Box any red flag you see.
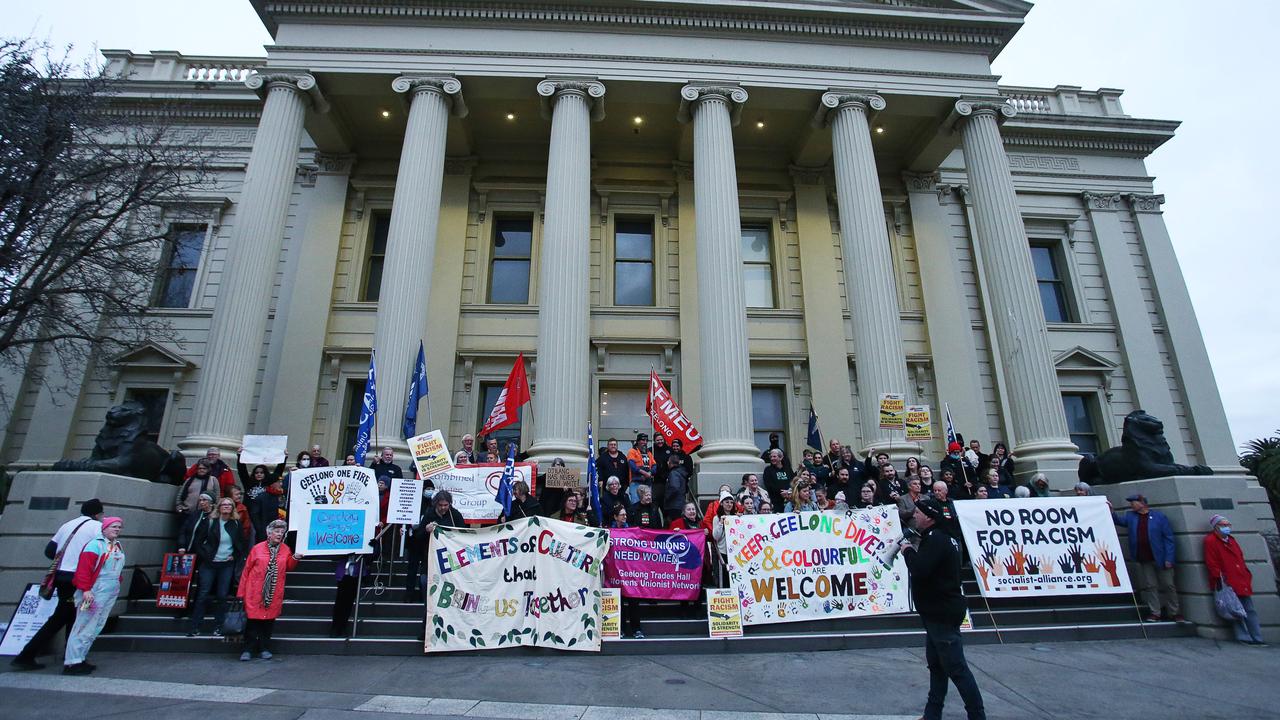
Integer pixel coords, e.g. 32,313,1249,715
647,371,703,454
480,353,531,436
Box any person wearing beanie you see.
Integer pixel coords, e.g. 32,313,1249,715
10,499,105,671
63,517,126,674
898,497,986,720
939,442,970,497
1203,515,1266,645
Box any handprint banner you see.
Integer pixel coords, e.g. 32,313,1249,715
288,465,378,557
725,508,910,626
953,497,1132,597
425,516,607,653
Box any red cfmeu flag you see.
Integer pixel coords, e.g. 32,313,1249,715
480,353,531,436
647,371,703,454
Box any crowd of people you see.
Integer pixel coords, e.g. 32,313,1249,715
9,429,1265,676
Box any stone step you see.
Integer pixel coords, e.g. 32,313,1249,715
93,619,1193,657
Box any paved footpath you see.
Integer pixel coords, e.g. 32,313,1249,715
1,637,1276,719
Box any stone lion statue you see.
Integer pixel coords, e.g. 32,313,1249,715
53,401,186,483
1078,409,1213,485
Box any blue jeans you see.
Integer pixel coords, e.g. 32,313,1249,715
190,560,234,633
922,618,986,720
1234,595,1265,644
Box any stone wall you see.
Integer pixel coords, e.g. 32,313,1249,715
0,472,179,620
1096,475,1279,640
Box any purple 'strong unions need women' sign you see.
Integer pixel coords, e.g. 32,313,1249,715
603,527,706,600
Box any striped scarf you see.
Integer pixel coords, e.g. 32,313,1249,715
262,542,281,607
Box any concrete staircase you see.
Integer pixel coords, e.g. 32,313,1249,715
96,556,1194,656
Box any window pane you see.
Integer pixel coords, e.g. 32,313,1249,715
364,257,385,302
740,227,772,262
494,217,532,258
371,215,391,255
1071,433,1100,456
489,260,531,303
481,384,522,454
615,260,654,306
1062,395,1092,433
171,229,204,268
599,386,648,451
1030,245,1058,281
752,387,785,454
615,220,653,260
743,265,775,308
342,379,366,458
1038,281,1068,323
157,271,195,308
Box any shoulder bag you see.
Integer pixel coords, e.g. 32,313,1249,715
39,518,91,600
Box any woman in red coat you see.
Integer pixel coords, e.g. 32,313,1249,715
236,519,298,660
1203,514,1265,646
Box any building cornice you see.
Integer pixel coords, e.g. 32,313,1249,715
251,1,1022,58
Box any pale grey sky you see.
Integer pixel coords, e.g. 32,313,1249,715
9,0,1278,453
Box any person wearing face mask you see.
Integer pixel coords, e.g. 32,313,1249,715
239,454,287,542
1203,514,1265,645
403,482,437,598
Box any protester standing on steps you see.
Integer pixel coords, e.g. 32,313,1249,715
898,498,986,720
10,499,105,671
63,516,126,675
238,519,298,661
188,497,249,637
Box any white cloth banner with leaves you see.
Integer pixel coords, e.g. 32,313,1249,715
424,516,607,653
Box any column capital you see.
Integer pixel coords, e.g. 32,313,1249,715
813,90,885,127
392,75,468,117
901,171,940,194
296,152,356,186
672,161,694,183
789,165,829,186
1082,191,1124,212
537,77,606,121
948,97,1016,131
677,83,748,126
1125,193,1166,213
245,69,328,112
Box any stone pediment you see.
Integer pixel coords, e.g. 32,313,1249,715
110,343,195,372
1053,346,1118,374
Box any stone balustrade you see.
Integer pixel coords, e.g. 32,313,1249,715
999,84,1128,118
101,49,264,84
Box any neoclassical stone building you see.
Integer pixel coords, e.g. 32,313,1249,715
0,0,1238,493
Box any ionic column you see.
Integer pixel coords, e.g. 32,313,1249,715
819,92,921,457
370,76,466,450
181,71,322,454
952,99,1077,480
677,84,762,486
527,79,605,465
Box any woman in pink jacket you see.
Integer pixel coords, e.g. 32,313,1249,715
236,519,298,661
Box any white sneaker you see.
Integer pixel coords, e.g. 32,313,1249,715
239,651,251,661
259,650,273,660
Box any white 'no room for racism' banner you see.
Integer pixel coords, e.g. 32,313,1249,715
952,497,1132,598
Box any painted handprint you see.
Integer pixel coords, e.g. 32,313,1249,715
1096,543,1121,587
975,558,991,591
1025,555,1041,575
1009,544,1028,573
1067,544,1085,574
1057,553,1074,574
1082,555,1101,574
1003,555,1024,576
979,541,999,569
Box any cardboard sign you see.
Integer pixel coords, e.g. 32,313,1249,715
878,393,905,430
0,584,57,655
904,405,932,441
388,477,424,526
410,430,454,480
240,434,288,465
544,467,582,489
425,516,607,653
156,553,196,610
706,588,744,638
953,497,1133,597
600,588,622,640
288,465,379,556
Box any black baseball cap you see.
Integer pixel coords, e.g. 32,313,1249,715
915,497,946,523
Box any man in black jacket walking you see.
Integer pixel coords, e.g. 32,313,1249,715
899,498,985,720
